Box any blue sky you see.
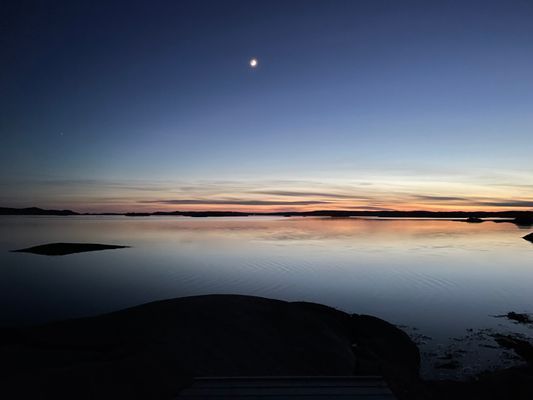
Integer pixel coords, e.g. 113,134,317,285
1,0,532,212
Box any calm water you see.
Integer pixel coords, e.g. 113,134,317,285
1,216,532,377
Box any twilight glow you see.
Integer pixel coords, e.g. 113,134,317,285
1,1,532,213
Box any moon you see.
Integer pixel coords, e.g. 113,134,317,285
249,58,258,68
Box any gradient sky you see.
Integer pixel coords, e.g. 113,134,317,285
1,0,533,212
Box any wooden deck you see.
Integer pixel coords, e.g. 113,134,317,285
176,376,397,399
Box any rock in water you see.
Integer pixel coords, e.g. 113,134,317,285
514,216,533,227
506,312,532,324
12,242,130,255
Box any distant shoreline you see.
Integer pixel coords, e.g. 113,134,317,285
1,206,532,222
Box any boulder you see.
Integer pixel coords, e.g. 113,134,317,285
0,295,419,399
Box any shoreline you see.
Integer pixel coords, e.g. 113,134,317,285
1,206,532,222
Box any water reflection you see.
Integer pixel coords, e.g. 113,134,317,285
1,216,531,344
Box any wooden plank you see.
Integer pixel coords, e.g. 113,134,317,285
176,376,396,399
193,379,387,388
195,376,384,381
178,396,394,399
179,387,392,396
190,377,387,386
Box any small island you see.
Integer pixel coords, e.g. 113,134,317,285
514,216,533,227
12,242,130,256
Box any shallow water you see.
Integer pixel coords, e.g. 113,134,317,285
1,216,532,377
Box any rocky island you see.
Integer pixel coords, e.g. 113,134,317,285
12,243,130,256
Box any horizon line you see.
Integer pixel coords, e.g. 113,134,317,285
1,206,533,216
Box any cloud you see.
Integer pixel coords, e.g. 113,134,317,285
475,200,533,208
344,206,395,211
250,190,365,199
5,178,173,192
411,195,533,208
412,195,470,202
488,183,533,189
140,199,330,206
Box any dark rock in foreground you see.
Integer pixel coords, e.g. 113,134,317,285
493,334,533,365
0,295,419,399
1,294,533,399
524,233,533,243
12,242,130,256
505,312,533,324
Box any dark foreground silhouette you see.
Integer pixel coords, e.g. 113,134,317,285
524,233,533,243
0,295,419,399
0,295,532,399
12,243,130,256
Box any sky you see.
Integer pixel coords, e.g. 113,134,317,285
1,0,533,212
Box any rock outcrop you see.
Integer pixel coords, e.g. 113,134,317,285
0,295,419,399
12,242,130,256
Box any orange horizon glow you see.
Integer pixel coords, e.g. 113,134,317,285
17,199,533,215
4,175,533,214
